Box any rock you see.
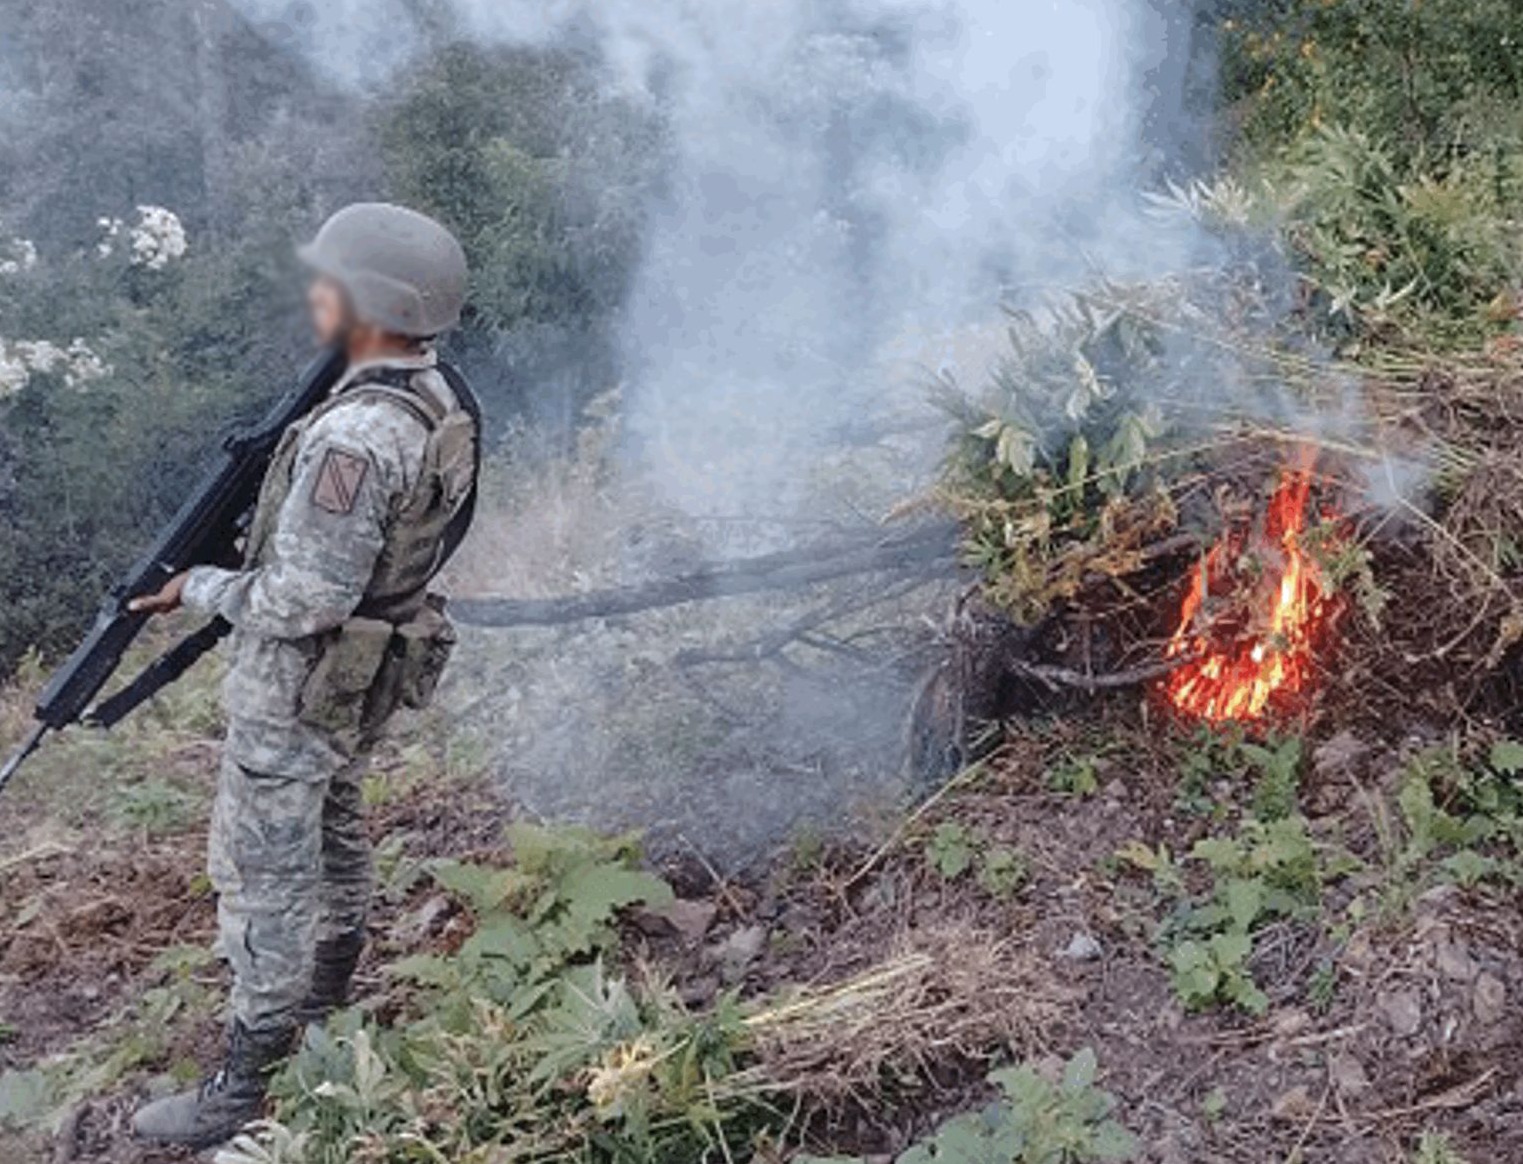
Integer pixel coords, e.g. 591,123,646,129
1474,973,1507,1026
1313,731,1368,779
1059,932,1103,962
397,894,454,945
1378,989,1424,1037
1271,1008,1312,1040
1417,883,1459,911
1272,1086,1316,1121
1435,939,1478,983
1327,1052,1371,1096
712,924,767,983
1342,931,1374,972
634,899,718,944
679,974,720,1009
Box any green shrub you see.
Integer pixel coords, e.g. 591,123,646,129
803,1049,1137,1164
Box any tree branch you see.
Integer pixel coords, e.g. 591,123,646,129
1008,653,1198,692
450,523,960,628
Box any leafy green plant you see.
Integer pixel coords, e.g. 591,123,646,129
926,822,976,880
1049,754,1101,798
804,1049,1135,1164
233,824,784,1163
109,777,199,837
1162,816,1331,1014
978,846,1031,899
936,294,1191,625
1307,959,1339,1014
1412,1131,1472,1164
1244,737,1304,823
926,822,1030,898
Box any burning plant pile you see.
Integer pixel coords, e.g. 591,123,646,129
924,272,1523,757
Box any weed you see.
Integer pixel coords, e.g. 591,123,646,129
1049,754,1101,798
927,823,1030,899
109,778,199,837
1201,1086,1228,1124
1412,1131,1472,1164
1244,737,1304,823
977,846,1030,898
1307,959,1339,1014
1161,816,1330,1015
803,1048,1136,1164
926,822,976,879
230,824,783,1162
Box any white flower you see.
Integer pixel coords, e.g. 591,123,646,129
128,205,187,270
97,216,124,258
0,336,112,399
63,338,110,387
13,340,65,374
0,344,27,399
0,238,37,275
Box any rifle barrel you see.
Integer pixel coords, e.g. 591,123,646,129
0,723,50,793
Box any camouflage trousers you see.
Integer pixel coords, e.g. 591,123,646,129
207,739,372,1032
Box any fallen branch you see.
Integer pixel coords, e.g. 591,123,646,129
674,575,937,668
451,523,959,628
1007,653,1197,692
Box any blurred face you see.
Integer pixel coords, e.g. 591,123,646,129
307,276,353,346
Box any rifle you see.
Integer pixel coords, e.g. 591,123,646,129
0,346,348,793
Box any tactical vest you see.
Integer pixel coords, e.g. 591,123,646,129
245,362,480,623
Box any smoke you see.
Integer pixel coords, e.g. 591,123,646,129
225,0,1218,859
232,0,1204,519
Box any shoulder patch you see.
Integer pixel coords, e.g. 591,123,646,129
311,447,370,515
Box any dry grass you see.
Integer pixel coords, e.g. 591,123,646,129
743,919,1067,1102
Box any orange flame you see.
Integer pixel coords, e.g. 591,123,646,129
1165,467,1338,722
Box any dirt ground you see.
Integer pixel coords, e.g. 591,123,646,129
3,708,1521,1163
0,758,512,1164
636,714,1523,1163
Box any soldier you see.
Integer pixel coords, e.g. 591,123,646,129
126,203,480,1149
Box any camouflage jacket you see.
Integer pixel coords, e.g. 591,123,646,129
183,350,467,777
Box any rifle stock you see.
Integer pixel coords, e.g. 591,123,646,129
0,346,348,789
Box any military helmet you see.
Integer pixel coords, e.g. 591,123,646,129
299,203,468,337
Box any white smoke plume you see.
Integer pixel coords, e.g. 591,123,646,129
228,0,1215,857
231,0,1202,517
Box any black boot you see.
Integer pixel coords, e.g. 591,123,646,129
295,930,365,1025
132,1020,295,1149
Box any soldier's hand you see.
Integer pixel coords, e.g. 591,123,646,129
129,572,190,616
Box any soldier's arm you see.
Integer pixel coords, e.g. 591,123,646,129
181,405,412,638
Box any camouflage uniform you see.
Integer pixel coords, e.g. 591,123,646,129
183,351,468,1033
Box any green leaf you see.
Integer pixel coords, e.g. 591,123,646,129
1168,940,1210,971
384,953,454,986
462,915,538,965
0,1067,56,1128
1441,849,1499,888
1208,929,1252,966
1066,433,1090,494
430,860,520,915
1062,1047,1098,1092
926,823,975,880
1491,739,1523,776
558,863,673,952
1092,1119,1141,1161
1223,878,1265,930
1190,836,1242,871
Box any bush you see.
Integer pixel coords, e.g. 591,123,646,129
1215,1,1523,347
1221,0,1523,159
